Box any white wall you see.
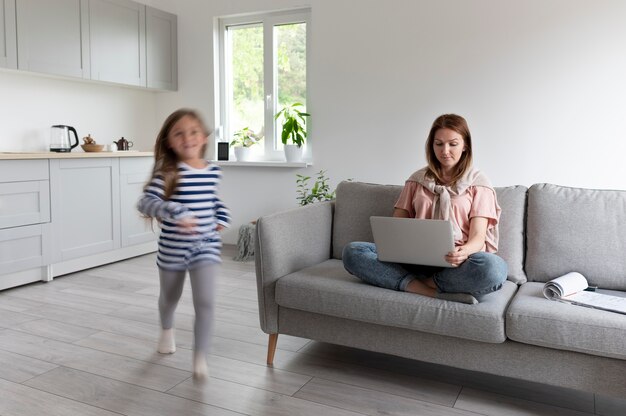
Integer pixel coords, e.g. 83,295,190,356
154,0,626,243
0,71,159,152
2,0,625,244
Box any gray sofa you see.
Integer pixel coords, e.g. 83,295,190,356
254,181,626,398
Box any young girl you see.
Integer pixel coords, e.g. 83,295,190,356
137,108,230,380
343,114,507,304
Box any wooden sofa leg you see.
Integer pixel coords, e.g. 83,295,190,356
267,334,278,366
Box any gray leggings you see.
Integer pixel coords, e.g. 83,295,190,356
158,264,217,353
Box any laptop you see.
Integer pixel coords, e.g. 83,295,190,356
370,216,455,267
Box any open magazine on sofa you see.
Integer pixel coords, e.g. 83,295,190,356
543,272,626,315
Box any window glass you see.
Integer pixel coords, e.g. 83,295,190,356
227,24,264,147
275,22,307,150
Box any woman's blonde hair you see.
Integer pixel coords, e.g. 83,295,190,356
146,108,211,199
425,114,473,185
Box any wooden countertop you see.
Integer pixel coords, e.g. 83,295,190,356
0,151,154,160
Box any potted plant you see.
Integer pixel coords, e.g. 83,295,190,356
296,170,336,206
230,127,261,161
275,103,310,163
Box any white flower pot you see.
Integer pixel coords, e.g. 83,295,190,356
284,144,303,163
234,146,251,162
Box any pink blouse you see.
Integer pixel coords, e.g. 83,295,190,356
394,182,500,252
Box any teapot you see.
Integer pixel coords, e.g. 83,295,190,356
113,137,134,151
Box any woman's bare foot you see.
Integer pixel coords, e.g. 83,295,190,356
406,278,477,304
405,279,437,297
436,292,478,304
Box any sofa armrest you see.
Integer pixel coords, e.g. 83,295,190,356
255,201,334,333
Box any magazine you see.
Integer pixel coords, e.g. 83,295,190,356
543,272,626,315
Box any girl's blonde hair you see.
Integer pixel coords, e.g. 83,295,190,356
147,108,212,199
425,114,473,185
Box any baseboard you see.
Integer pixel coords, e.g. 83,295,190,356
50,241,157,277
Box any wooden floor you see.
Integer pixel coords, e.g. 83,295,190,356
0,246,623,416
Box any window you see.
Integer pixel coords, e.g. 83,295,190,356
217,9,309,161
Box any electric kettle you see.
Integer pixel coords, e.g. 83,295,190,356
50,125,79,152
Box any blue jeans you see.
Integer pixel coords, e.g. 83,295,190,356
342,242,507,296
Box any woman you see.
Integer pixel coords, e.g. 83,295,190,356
342,114,507,304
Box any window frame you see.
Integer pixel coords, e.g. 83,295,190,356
216,8,311,162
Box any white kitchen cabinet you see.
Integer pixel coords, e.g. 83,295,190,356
3,0,177,90
0,181,50,229
0,159,51,289
16,0,90,78
0,155,156,290
146,6,176,91
119,157,156,246
50,157,121,262
0,159,50,229
89,0,145,86
0,0,17,69
0,223,50,276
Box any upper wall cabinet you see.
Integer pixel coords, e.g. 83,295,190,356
16,0,90,78
89,0,145,87
5,0,177,89
0,0,17,69
146,6,176,90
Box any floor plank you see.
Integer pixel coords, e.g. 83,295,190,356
168,375,367,416
25,366,242,416
455,388,594,416
294,377,474,416
0,377,120,416
0,348,58,383
0,329,191,392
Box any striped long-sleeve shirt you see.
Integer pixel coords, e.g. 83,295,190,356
137,161,231,270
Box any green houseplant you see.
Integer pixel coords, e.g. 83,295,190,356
230,127,261,161
275,103,310,162
230,127,261,148
296,170,336,206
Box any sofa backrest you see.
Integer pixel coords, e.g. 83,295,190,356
333,181,401,259
526,183,626,290
494,185,528,284
332,180,528,284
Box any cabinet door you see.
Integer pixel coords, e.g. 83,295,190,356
50,158,120,262
0,0,16,69
0,180,50,229
0,223,50,275
119,157,157,247
89,0,145,86
16,0,89,78
146,6,176,90
0,159,50,229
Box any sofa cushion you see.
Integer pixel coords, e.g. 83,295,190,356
332,181,401,259
526,183,626,290
332,180,527,284
494,186,528,284
275,259,519,343
506,283,626,360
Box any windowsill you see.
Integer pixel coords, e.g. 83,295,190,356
211,160,312,168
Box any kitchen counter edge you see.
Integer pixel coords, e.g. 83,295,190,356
0,151,154,160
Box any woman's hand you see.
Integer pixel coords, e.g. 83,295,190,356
445,246,469,267
216,224,224,232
